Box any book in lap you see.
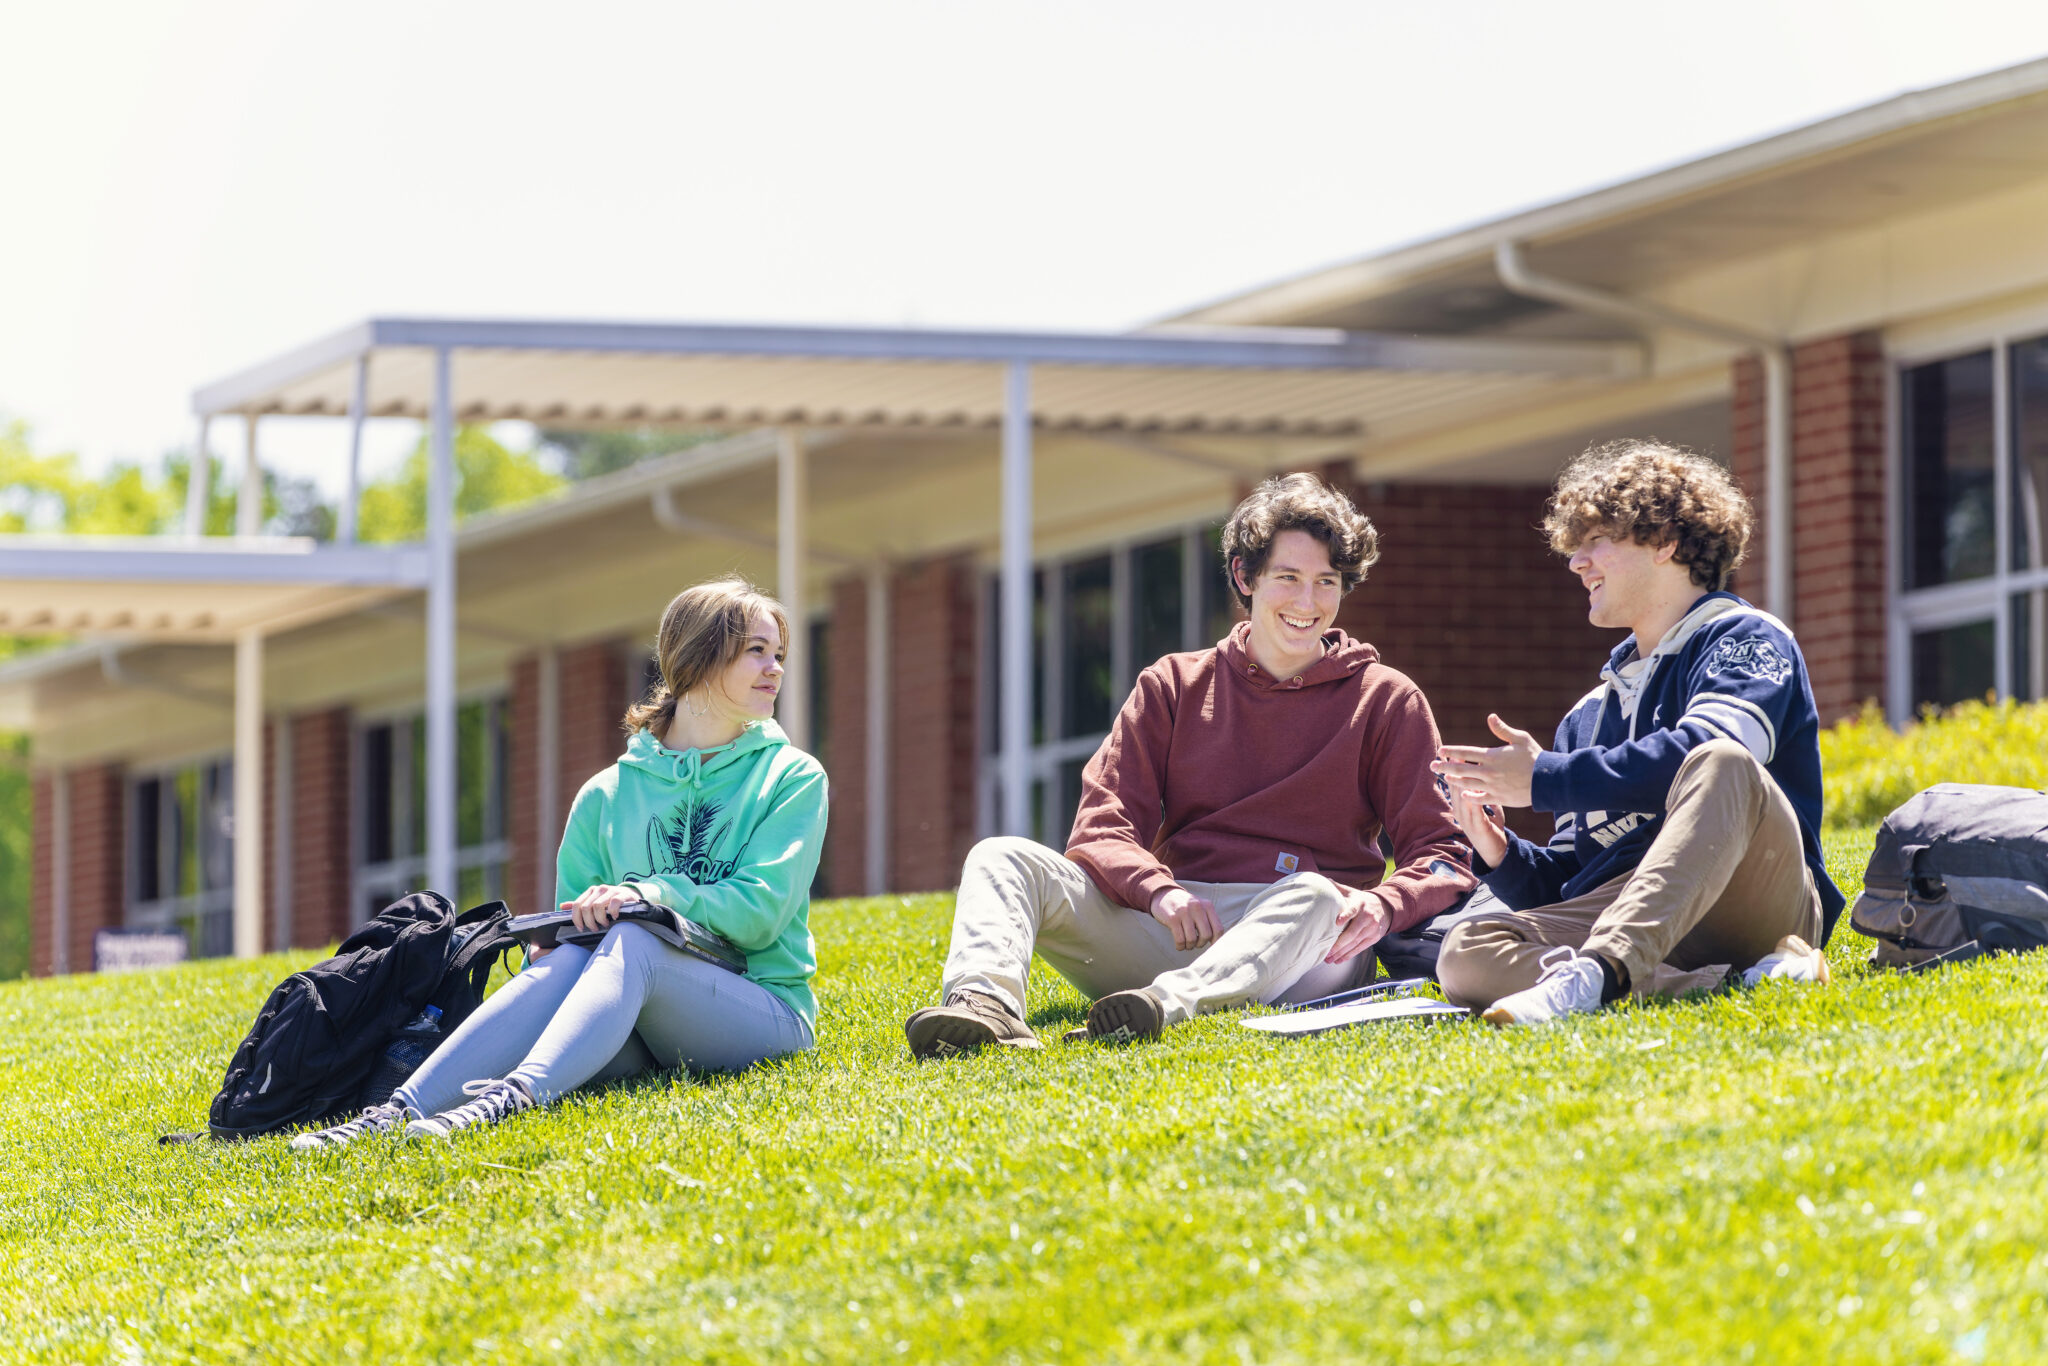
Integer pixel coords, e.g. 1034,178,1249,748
506,902,748,975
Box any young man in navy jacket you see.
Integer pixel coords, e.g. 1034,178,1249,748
1432,440,1842,1025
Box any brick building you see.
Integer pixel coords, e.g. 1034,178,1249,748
9,58,2048,972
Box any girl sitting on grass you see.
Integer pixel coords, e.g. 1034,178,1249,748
294,574,827,1148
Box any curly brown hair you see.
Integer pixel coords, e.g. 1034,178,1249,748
1543,439,1752,590
1220,472,1380,608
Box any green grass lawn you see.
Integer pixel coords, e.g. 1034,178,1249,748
3,825,2045,1364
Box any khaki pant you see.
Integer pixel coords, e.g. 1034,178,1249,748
942,836,1356,1026
1437,739,1822,1010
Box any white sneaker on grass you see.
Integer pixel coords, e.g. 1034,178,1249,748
406,1077,535,1140
289,1101,411,1151
1740,935,1831,988
1481,947,1607,1026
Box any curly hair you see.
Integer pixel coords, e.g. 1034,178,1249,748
1543,439,1752,591
1220,472,1380,608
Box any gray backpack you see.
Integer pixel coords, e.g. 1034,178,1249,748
1850,783,2048,970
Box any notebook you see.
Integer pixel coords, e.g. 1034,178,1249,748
506,901,748,975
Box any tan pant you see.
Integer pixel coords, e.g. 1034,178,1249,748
942,836,1353,1026
1437,739,1822,1010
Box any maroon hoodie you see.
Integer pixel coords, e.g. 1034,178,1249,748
1066,622,1475,936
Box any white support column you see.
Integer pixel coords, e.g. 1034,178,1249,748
999,361,1033,837
776,427,811,752
865,561,891,895
185,416,212,537
340,354,369,545
233,628,265,958
425,348,458,895
1181,525,1205,650
536,644,561,912
51,770,71,974
238,414,263,537
1760,348,1795,629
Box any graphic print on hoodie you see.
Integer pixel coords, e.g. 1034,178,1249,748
636,800,741,888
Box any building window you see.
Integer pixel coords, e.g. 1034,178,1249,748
356,697,510,923
980,523,1239,843
1893,331,2048,716
128,758,235,958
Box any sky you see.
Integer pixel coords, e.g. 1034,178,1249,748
3,0,2047,501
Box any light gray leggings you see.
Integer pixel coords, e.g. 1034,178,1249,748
394,921,813,1116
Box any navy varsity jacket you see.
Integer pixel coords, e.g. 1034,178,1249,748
1484,591,1846,940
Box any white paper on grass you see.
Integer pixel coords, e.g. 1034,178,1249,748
1242,997,1468,1036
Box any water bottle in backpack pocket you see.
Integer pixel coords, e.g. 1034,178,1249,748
357,1004,444,1108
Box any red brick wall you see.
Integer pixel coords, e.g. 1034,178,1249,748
289,708,353,947
1731,356,1769,604
1337,481,1614,841
66,764,124,974
507,653,541,914
887,555,979,892
1733,332,1888,723
822,575,872,896
559,638,630,827
30,774,52,976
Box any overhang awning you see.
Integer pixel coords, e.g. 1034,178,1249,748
0,537,429,640
191,318,1643,439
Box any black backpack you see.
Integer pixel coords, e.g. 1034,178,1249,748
1374,888,1488,980
203,892,517,1141
1850,783,2048,971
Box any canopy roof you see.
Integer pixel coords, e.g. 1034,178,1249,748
0,538,427,641
191,319,1641,439
1172,57,2048,333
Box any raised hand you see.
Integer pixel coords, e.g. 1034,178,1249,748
1450,787,1509,870
1432,713,1543,809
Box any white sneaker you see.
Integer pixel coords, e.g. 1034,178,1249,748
1740,935,1831,988
406,1077,535,1140
1481,947,1608,1026
289,1101,411,1151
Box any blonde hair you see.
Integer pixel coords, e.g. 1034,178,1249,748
623,574,791,736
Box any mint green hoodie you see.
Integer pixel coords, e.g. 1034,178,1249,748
554,720,828,1029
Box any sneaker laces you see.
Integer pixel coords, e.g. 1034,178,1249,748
439,1077,533,1130
1533,945,1582,980
296,1101,407,1148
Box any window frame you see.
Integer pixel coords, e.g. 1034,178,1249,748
977,520,1234,843
351,689,514,926
124,751,236,957
1889,318,2048,719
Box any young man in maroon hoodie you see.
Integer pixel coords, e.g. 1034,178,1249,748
905,473,1476,1056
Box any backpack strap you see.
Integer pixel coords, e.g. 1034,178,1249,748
446,902,521,997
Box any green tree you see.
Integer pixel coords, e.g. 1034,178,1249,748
357,425,565,542
535,425,719,482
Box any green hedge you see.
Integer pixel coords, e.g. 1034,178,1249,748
1820,698,2048,830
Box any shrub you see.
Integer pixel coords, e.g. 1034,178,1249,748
1819,698,2048,829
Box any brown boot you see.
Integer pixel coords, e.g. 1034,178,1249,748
1076,987,1166,1044
905,991,1043,1059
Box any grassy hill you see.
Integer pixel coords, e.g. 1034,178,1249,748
2,822,2045,1364
4,703,2047,1363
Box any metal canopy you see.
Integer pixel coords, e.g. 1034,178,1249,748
1173,56,2048,333
191,318,1643,435
0,538,429,639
